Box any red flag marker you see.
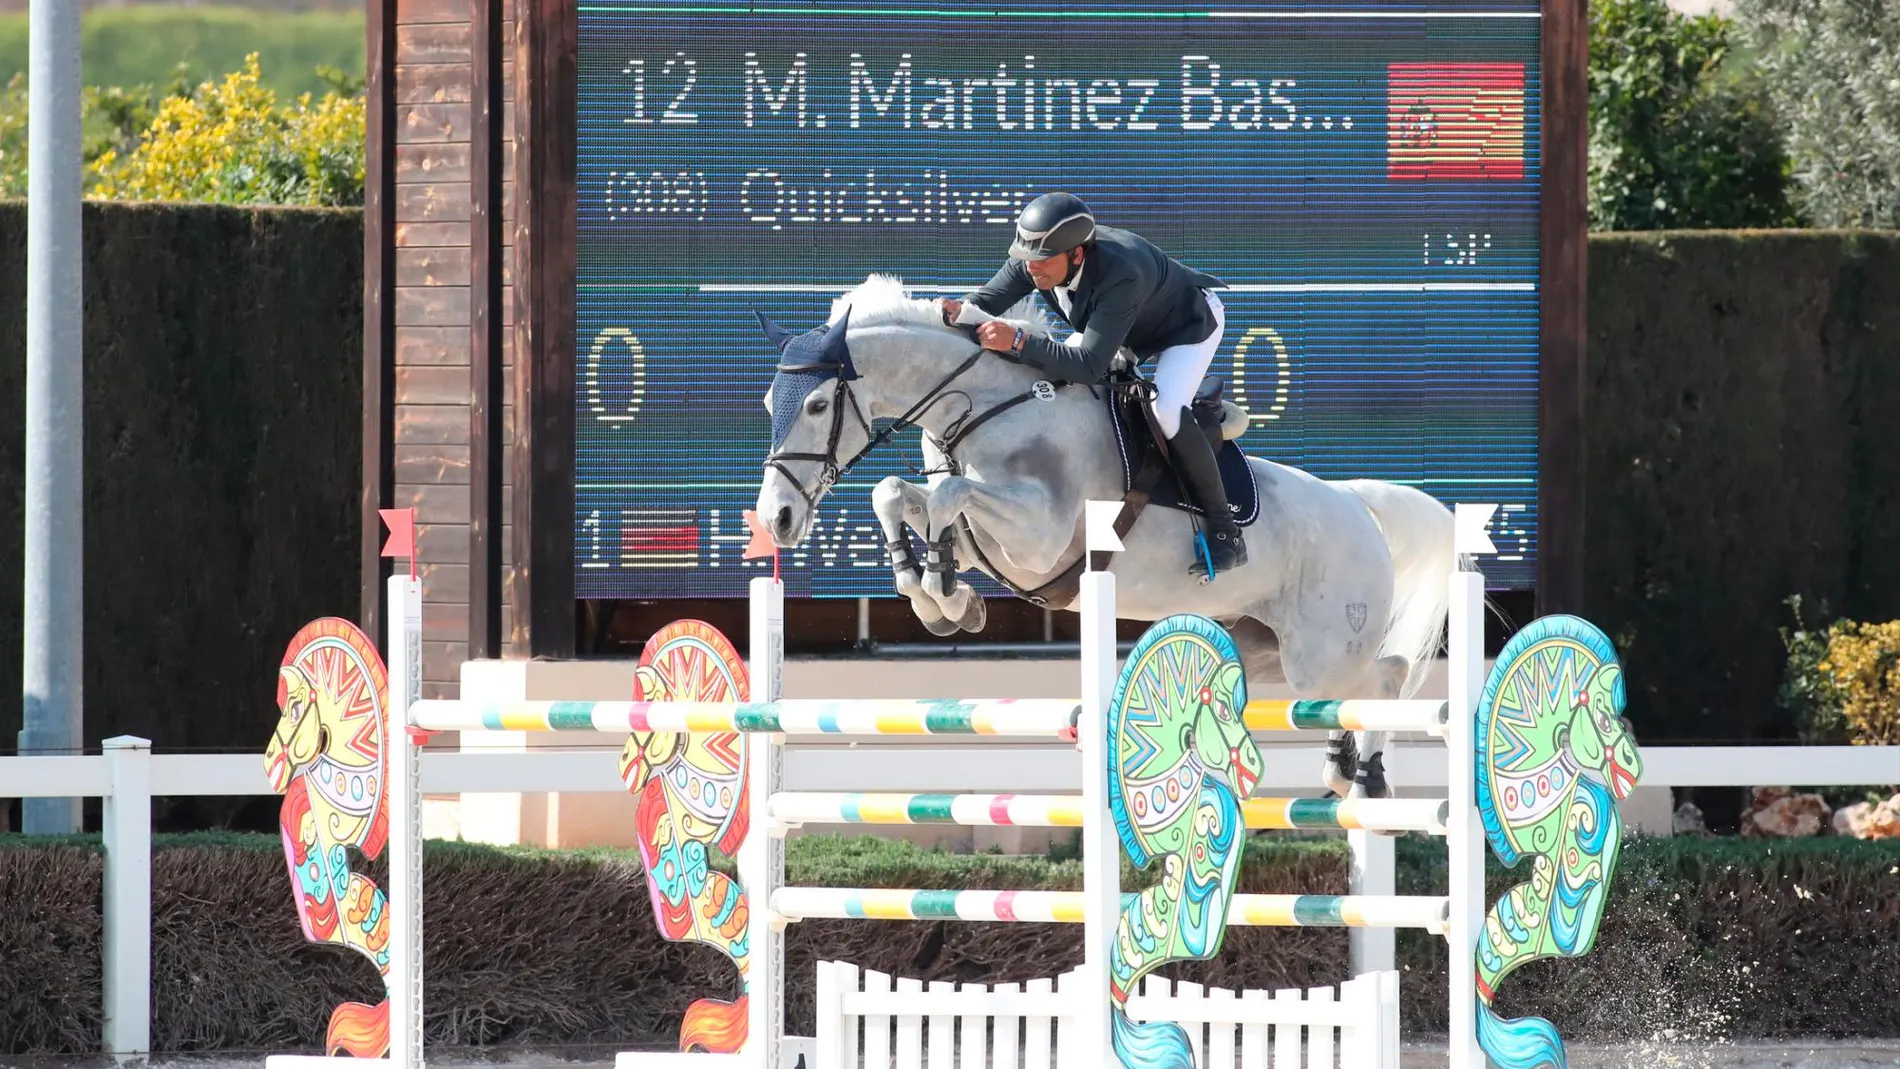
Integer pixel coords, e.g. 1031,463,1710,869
379,507,418,580
742,509,779,580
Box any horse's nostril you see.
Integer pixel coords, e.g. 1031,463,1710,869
775,506,794,535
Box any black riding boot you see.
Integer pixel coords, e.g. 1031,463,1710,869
1167,408,1247,578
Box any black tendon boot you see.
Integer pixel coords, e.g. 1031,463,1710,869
1167,407,1247,578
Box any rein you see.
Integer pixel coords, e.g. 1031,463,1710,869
762,337,1053,508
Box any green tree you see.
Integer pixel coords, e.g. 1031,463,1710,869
1589,0,1798,229
1735,0,1900,227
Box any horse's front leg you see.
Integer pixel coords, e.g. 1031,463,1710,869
921,475,1072,632
871,476,957,636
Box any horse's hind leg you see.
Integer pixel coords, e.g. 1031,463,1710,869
871,477,957,636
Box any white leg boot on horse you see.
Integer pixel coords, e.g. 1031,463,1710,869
753,277,1461,800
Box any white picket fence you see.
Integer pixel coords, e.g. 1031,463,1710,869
814,963,1399,1069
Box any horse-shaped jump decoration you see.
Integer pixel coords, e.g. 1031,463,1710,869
265,618,395,1058
619,620,754,1055
752,275,1462,798
1474,615,1644,1069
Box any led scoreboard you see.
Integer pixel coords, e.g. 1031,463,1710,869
574,0,1543,598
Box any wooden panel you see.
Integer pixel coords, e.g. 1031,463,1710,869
397,142,471,183
416,522,473,563
397,444,471,484
398,0,471,23
396,286,471,326
398,404,473,445
1538,0,1586,615
471,0,509,660
398,326,472,366
396,182,473,222
502,179,515,223
396,221,470,247
396,63,471,104
421,641,470,684
397,24,469,64
398,366,473,405
400,483,472,524
399,103,470,142
363,0,400,647
425,600,469,641
423,595,470,640
396,246,472,287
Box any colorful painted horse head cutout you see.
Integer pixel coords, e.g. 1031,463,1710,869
1104,614,1264,1069
1474,614,1645,1069
265,618,393,1058
617,620,753,1055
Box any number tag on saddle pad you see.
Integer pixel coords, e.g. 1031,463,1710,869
1033,380,1056,402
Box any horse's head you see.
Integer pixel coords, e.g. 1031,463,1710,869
1195,661,1264,801
753,303,873,547
1570,660,1642,800
266,664,327,793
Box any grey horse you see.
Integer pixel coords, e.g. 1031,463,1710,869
753,276,1461,798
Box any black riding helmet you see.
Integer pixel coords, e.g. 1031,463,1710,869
1008,192,1096,261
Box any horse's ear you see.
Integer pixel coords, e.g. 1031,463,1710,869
824,305,859,380
753,310,796,353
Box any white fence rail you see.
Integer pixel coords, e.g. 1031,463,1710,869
2,740,1895,1055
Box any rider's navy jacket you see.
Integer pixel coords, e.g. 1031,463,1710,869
960,224,1226,385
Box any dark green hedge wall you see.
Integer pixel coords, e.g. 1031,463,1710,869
1584,231,1900,746
0,202,361,789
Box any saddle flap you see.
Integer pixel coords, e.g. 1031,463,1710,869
1194,375,1224,406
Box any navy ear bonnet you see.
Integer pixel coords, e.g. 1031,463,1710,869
759,306,857,450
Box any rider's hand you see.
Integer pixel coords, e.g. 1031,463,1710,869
975,320,1023,353
938,298,963,325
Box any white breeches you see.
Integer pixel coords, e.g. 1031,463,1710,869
1064,289,1226,439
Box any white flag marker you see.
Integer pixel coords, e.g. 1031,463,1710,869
1085,500,1125,554
1453,503,1499,557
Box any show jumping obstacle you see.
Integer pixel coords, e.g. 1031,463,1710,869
267,502,1644,1069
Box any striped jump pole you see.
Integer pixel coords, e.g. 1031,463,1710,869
1242,698,1448,736
765,792,1450,835
409,696,1081,737
770,887,1451,933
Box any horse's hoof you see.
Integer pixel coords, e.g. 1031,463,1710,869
951,600,987,633
921,613,961,637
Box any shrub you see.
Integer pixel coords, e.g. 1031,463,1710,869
1781,597,1900,747
1735,0,1900,227
1588,0,1797,229
90,53,363,207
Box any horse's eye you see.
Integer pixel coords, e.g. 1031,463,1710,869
808,397,829,415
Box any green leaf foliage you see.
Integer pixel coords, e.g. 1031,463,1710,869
1736,0,1900,227
1589,0,1798,229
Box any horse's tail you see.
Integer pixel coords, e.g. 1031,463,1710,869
680,994,749,1053
1111,1004,1196,1069
1342,480,1461,699
1478,1001,1567,1069
326,998,391,1058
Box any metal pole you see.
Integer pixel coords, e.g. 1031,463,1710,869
20,0,85,834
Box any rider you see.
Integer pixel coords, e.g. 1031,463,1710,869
937,191,1246,575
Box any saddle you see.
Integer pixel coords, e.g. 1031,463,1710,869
1101,360,1261,532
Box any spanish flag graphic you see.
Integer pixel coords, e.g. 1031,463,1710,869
1386,63,1527,181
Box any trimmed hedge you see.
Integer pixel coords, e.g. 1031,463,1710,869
0,202,362,827
1585,231,1900,753
0,832,1894,1055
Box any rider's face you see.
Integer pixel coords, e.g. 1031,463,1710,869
1026,247,1083,290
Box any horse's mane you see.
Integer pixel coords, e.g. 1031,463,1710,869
828,273,1057,338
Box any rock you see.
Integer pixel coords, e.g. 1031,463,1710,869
1740,786,1832,838
1672,801,1709,836
1833,793,1900,839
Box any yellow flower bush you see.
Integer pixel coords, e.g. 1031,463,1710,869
91,53,363,206
1819,620,1900,746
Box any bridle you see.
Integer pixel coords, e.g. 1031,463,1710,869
763,343,995,512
